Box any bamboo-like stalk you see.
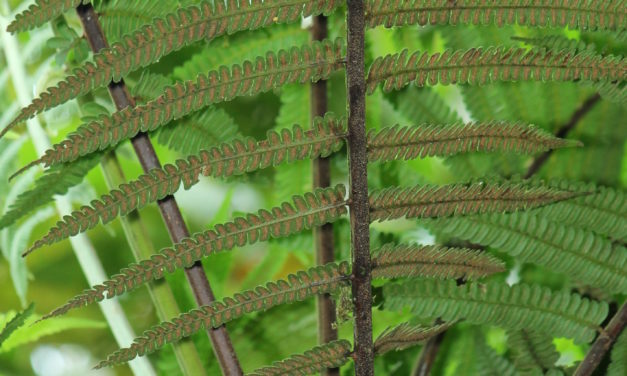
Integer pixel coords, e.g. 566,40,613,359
346,2,374,375
311,13,340,376
74,4,242,375
0,6,154,375
574,302,627,376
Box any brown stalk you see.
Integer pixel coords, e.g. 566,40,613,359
75,4,242,375
311,13,340,376
346,1,374,375
574,302,627,376
412,331,445,376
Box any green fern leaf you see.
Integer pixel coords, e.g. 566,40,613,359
608,330,627,376
373,322,450,355
247,339,352,375
26,115,345,252
0,303,34,346
367,122,579,162
39,186,347,319
366,0,626,31
98,0,177,44
432,212,627,293
366,47,625,94
1,1,342,134
27,39,345,168
371,243,505,280
95,262,351,368
396,87,461,125
507,330,559,375
369,182,580,222
0,152,101,230
474,334,518,376
7,0,89,33
383,279,607,343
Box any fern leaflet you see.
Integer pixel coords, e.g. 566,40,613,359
383,279,607,343
24,39,345,168
39,186,347,319
27,115,345,252
608,330,627,376
2,0,343,134
367,121,579,161
366,0,626,31
432,212,627,293
371,243,505,280
95,262,350,368
369,182,580,222
366,47,625,94
7,0,89,33
373,322,450,355
247,339,352,375
0,303,34,345
507,330,559,374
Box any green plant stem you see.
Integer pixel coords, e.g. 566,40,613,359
346,1,374,375
311,13,340,376
0,5,155,375
100,151,207,376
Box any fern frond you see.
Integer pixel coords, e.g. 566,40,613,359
28,39,345,168
247,339,352,376
0,303,34,345
95,262,351,368
373,322,450,355
2,1,342,134
474,334,518,376
366,0,626,31
432,212,627,293
371,243,505,280
383,279,608,343
27,116,345,252
367,122,579,162
507,330,559,374
396,86,461,124
7,0,89,33
608,330,627,376
368,182,580,222
40,186,347,319
0,152,101,230
366,47,625,94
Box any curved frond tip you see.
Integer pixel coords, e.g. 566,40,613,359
7,0,89,33
95,262,351,368
1,0,343,136
367,121,580,161
366,0,626,31
371,243,505,280
366,47,625,94
39,186,348,319
26,114,346,252
24,38,345,168
369,181,583,222
383,279,608,343
374,322,451,355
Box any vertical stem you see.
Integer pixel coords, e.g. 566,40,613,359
346,2,373,375
311,14,339,376
75,4,242,375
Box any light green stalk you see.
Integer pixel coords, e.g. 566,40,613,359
0,4,155,375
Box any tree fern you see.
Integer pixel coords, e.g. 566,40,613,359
371,243,505,280
95,262,351,368
39,186,347,318
1,0,343,134
22,39,345,169
369,182,580,222
365,0,626,31
7,0,89,33
247,340,352,376
367,121,579,162
26,116,346,252
373,322,450,355
366,47,625,94
383,279,607,343
431,212,627,293
507,330,559,375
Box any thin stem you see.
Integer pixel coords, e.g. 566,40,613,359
74,4,242,375
346,2,374,375
311,13,340,376
524,93,601,179
574,302,627,376
412,332,445,376
0,6,154,375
